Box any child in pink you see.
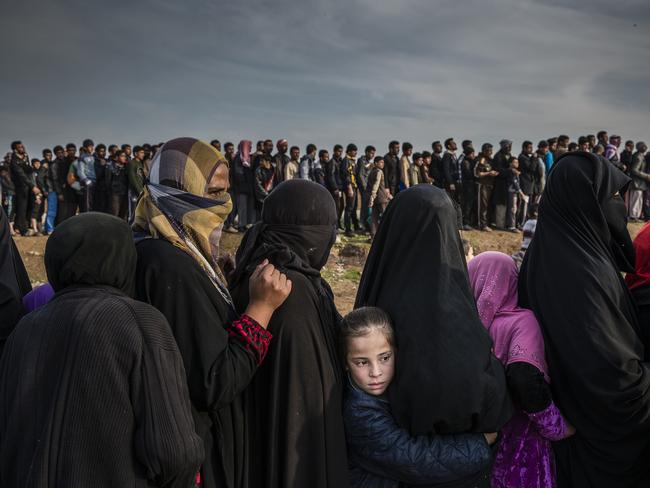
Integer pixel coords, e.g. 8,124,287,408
468,251,575,488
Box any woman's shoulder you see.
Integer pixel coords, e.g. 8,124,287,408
136,238,200,273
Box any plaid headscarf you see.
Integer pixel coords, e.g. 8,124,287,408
133,137,233,303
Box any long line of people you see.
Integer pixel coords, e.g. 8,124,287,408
2,138,650,488
3,132,649,241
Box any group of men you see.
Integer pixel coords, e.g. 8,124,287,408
0,140,150,236
2,131,648,238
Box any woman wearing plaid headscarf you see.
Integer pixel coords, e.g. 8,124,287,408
133,137,292,488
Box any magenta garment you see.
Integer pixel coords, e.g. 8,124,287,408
22,283,55,313
468,252,570,488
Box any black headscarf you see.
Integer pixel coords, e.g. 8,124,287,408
0,206,31,354
519,152,650,487
45,212,136,296
356,185,512,436
229,180,349,487
231,179,338,294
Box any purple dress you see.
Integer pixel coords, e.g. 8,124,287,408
468,252,572,488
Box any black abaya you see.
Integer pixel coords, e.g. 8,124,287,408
229,180,349,488
519,152,650,488
355,185,512,438
0,206,31,356
136,238,258,488
0,213,203,487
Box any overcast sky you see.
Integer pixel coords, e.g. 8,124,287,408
1,0,648,156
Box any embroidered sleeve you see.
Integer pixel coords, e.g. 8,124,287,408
228,314,273,366
527,401,572,441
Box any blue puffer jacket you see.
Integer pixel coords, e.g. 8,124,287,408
343,377,493,488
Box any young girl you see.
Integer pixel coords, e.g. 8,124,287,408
467,252,575,488
341,306,497,488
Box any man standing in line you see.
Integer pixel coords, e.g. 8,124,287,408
284,146,300,181
341,143,360,236
491,139,513,229
383,140,400,197
10,141,40,236
128,146,146,222
121,144,132,161
273,139,290,184
56,143,79,224
356,145,375,233
429,140,444,188
299,143,318,181
474,143,497,232
76,139,98,213
42,148,58,234
459,143,476,230
629,142,649,222
517,140,536,227
398,142,413,191
93,144,110,213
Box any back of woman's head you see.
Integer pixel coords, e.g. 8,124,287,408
45,212,136,294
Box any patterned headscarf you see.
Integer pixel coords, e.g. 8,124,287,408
467,251,549,381
133,137,233,303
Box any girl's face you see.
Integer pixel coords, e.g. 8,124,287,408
346,329,395,396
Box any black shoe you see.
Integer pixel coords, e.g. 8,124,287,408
344,230,355,238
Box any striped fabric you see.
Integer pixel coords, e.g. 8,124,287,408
133,137,233,303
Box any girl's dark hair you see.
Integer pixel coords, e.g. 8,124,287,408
340,307,395,361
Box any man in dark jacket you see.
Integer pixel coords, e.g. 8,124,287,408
383,141,400,197
93,144,110,213
55,143,79,224
9,141,40,236
272,139,289,184
327,145,345,227
459,144,476,230
518,140,536,224
429,141,444,188
491,139,512,229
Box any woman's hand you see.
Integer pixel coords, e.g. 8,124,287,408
564,423,577,438
483,432,498,445
245,259,292,328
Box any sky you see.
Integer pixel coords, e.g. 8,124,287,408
1,0,648,157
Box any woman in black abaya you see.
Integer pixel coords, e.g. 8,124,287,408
229,179,349,488
355,184,512,487
519,152,650,488
133,138,291,488
0,206,31,356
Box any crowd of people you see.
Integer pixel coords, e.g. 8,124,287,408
2,131,649,240
2,136,650,488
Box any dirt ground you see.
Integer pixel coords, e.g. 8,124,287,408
14,222,646,315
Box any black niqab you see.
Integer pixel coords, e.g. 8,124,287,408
230,180,349,487
519,152,650,487
0,206,31,354
356,185,512,437
45,212,136,295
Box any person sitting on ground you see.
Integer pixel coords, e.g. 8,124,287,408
341,306,497,488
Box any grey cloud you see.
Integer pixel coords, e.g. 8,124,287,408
1,0,648,155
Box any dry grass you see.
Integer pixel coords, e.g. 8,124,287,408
15,222,646,315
